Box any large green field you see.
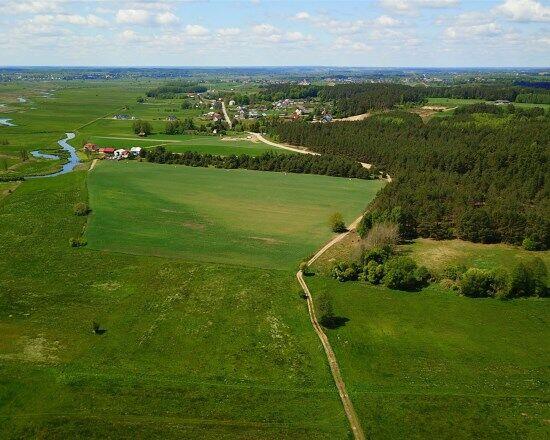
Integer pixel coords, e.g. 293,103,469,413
305,275,550,439
0,171,361,439
86,161,384,270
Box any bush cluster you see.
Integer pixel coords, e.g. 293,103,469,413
441,258,548,299
331,246,430,291
73,202,90,216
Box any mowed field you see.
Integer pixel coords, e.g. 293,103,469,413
0,171,359,439
86,161,384,269
305,274,550,439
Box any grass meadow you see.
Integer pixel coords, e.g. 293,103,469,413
86,160,384,269
305,275,550,439
0,171,357,439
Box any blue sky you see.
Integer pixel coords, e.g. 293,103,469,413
0,0,548,67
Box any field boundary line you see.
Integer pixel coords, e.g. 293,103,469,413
75,106,126,131
297,215,366,440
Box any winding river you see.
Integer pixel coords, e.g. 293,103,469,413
27,132,80,179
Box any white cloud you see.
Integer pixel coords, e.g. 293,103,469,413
185,24,209,36
0,0,65,15
445,22,502,38
380,0,459,14
155,11,179,25
116,9,150,24
375,15,400,26
57,14,108,27
252,23,278,35
217,27,241,36
496,0,550,22
294,11,310,20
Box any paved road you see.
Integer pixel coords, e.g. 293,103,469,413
297,215,366,440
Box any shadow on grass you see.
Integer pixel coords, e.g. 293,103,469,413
321,316,349,329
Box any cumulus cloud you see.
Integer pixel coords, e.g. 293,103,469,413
155,11,179,25
496,0,550,22
445,22,502,39
116,9,150,24
252,23,278,35
380,0,459,14
374,15,400,26
294,11,310,20
217,27,241,36
0,0,66,14
185,24,209,36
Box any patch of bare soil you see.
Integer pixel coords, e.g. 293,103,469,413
333,113,371,122
181,222,205,230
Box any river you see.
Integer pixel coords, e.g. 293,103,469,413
27,133,80,179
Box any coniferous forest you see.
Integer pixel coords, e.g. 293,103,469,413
268,108,549,249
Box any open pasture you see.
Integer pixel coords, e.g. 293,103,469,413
87,161,384,269
306,275,550,439
0,171,351,439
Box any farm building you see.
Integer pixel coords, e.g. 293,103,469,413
99,147,115,155
114,149,130,160
83,143,98,152
130,147,142,156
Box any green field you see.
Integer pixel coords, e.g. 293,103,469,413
0,171,360,439
305,275,550,439
87,161,384,269
87,134,286,156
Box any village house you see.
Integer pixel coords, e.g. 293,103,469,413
130,146,142,156
99,147,115,155
83,142,98,152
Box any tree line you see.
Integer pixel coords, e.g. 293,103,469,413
267,108,549,250
146,81,208,99
142,147,376,180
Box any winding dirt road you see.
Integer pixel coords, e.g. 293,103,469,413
251,132,386,175
297,215,366,440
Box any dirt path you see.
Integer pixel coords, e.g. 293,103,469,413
251,132,388,177
89,159,98,171
333,113,371,122
297,215,366,440
221,100,233,129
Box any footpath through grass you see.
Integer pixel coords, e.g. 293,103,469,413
0,171,355,439
86,160,384,270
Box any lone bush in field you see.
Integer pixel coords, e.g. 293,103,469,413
69,237,87,248
73,202,90,216
132,120,152,136
317,293,335,328
329,212,346,233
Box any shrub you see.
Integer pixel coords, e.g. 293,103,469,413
441,264,467,281
506,258,548,298
73,202,90,216
132,120,152,136
383,256,425,290
361,245,392,265
317,293,335,328
459,268,495,298
361,222,399,249
69,237,87,248
366,260,385,284
299,261,310,275
329,212,346,233
331,261,360,282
